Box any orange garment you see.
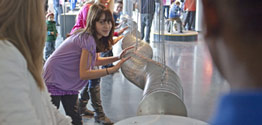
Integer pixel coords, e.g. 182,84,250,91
184,0,196,11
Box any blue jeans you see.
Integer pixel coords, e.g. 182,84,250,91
80,78,100,101
69,0,78,11
140,13,154,42
100,50,114,69
184,11,196,30
45,41,56,60
53,0,62,25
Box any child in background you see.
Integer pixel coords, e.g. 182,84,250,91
169,0,183,33
113,0,123,26
101,0,127,69
45,13,58,60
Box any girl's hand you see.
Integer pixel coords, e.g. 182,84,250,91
112,56,131,72
119,46,134,59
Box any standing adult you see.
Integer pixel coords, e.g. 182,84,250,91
138,0,157,43
183,0,196,31
53,0,63,26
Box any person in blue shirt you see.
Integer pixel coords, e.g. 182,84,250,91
169,1,183,33
113,0,123,26
202,0,262,125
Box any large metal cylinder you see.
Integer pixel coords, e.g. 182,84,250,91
120,33,187,116
137,62,187,116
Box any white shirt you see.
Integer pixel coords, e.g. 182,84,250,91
0,40,72,125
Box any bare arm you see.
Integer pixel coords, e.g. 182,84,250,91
113,35,124,45
95,53,120,66
79,46,134,80
117,27,129,36
79,49,111,80
96,46,135,66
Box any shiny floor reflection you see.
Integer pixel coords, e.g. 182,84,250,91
58,36,230,125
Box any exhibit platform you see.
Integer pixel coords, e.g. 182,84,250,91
154,31,198,42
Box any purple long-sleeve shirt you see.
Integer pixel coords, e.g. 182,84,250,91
43,32,96,95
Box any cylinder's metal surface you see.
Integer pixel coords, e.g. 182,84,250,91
120,31,187,116
137,61,187,116
115,115,208,125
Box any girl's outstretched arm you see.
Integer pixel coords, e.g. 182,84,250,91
95,46,134,66
79,49,131,80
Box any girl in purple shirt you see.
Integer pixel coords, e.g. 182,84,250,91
43,4,132,125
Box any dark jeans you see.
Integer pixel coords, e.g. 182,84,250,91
51,95,83,125
140,13,154,43
80,78,100,101
163,5,170,19
45,41,56,60
100,50,114,69
184,11,196,30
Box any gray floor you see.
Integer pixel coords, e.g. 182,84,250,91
83,36,229,124
54,26,230,124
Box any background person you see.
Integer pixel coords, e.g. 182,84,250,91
137,0,157,43
45,12,58,60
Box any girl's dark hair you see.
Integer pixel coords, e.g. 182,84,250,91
83,3,115,52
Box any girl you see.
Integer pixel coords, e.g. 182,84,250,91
0,0,71,124
71,0,126,124
43,4,132,125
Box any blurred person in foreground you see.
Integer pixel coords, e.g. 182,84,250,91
0,0,72,124
202,0,262,125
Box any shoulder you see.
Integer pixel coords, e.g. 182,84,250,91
82,33,96,46
0,40,29,97
72,32,96,47
0,40,27,79
0,40,26,64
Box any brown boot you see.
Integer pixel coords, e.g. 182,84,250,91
78,99,94,116
89,85,113,125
